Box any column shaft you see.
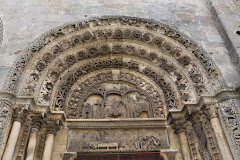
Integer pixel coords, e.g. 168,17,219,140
2,121,21,160
42,134,54,160
26,128,38,160
210,117,233,160
179,132,191,160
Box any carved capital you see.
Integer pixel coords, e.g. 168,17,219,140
199,103,218,120
171,119,187,134
45,120,60,135
31,114,44,130
12,104,31,123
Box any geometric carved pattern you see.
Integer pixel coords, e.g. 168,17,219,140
0,16,236,160
2,17,223,107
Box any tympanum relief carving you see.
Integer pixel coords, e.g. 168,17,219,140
65,70,166,119
76,84,152,119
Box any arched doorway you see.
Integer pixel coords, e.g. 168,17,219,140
0,16,236,160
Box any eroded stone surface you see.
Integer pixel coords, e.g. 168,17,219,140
0,1,239,160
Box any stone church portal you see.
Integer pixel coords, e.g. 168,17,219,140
0,13,239,160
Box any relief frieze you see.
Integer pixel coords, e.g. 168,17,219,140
67,128,169,152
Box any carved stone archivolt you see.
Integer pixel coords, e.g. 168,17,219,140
1,17,223,112
0,16,237,160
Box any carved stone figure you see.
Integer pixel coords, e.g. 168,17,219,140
107,99,123,118
135,136,161,150
0,16,236,160
80,103,93,119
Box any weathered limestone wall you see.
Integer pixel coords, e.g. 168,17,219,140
0,0,240,92
0,1,239,159
52,128,68,160
206,0,240,72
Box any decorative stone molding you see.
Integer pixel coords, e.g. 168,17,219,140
1,17,224,107
14,116,31,160
189,111,222,160
0,99,13,159
171,108,223,160
9,110,61,160
219,99,240,160
34,130,46,160
0,16,236,159
200,103,219,119
31,114,44,130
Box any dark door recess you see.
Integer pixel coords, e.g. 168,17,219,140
75,152,164,160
